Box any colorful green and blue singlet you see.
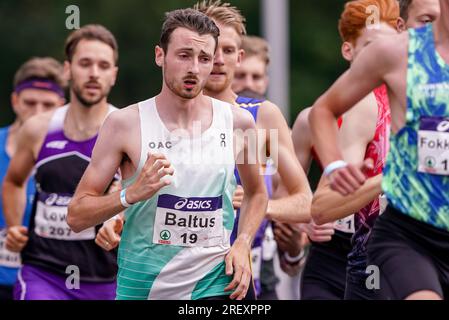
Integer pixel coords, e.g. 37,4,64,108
383,24,449,231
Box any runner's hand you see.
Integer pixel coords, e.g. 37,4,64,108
106,180,121,195
274,223,302,256
232,186,244,209
327,159,373,195
224,236,252,300
299,221,335,243
95,217,124,251
127,153,174,204
6,226,29,252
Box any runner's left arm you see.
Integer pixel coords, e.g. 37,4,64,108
312,97,381,224
309,38,398,195
312,174,383,224
2,122,37,227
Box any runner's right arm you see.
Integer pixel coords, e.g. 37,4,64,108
95,181,125,251
3,113,51,251
68,108,173,233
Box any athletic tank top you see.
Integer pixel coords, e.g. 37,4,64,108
117,97,237,300
348,85,391,273
0,126,35,286
383,24,449,231
22,105,118,282
231,96,272,296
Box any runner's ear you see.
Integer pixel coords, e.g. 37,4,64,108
341,42,353,62
155,46,164,68
396,17,406,33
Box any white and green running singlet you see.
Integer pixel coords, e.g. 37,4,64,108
117,97,237,300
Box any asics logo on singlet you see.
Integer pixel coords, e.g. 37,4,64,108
174,198,189,209
437,121,449,132
46,140,69,150
174,198,212,210
44,193,72,206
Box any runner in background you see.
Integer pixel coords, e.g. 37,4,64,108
0,57,66,300
3,25,119,300
310,0,449,301
311,0,440,300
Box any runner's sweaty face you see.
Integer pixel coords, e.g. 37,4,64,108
232,55,268,96
159,27,216,99
66,39,117,108
205,22,243,94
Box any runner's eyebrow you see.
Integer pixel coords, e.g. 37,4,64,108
199,50,213,59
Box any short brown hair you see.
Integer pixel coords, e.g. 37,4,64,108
13,57,66,89
398,0,413,20
160,8,220,53
241,36,270,66
194,0,247,38
65,24,118,64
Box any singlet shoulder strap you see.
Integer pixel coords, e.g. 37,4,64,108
236,96,264,122
47,105,69,134
408,24,444,74
107,104,118,116
211,98,234,130
137,98,156,174
122,99,155,186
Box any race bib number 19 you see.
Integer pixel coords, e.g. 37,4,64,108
418,117,449,175
153,195,224,247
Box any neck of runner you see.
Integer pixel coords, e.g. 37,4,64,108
64,97,110,141
155,89,212,133
203,87,237,106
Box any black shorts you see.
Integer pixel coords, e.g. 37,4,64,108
367,205,449,300
301,231,352,300
344,267,382,300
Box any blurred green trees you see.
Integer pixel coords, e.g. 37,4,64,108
0,0,347,127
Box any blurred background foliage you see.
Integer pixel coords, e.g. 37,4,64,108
0,0,348,127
